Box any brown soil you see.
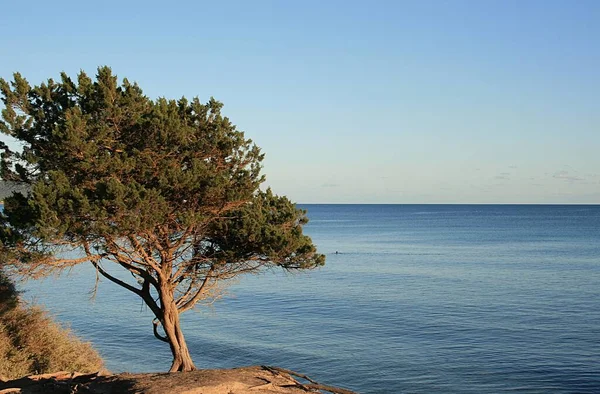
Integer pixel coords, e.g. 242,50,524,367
0,366,356,394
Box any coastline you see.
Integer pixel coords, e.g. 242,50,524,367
0,366,357,394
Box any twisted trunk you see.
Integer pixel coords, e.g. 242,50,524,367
159,289,196,372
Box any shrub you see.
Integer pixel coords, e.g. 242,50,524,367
0,271,104,380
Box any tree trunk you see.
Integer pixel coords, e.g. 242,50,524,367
160,291,197,372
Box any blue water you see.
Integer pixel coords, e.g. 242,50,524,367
21,205,600,393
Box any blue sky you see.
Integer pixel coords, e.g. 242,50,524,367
1,0,599,203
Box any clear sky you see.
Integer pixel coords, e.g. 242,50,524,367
1,0,598,203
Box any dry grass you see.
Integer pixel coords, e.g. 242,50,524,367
0,271,104,380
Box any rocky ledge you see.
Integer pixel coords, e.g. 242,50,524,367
0,365,356,394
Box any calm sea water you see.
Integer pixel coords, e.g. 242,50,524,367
21,205,600,393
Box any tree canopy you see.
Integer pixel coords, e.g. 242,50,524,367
0,67,324,371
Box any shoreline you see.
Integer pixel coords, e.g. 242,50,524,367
0,365,357,394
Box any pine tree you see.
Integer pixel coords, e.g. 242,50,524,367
0,67,324,372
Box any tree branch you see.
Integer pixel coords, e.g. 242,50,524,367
177,265,216,313
171,254,212,284
152,318,169,343
101,237,160,288
90,260,141,296
170,225,194,253
140,278,162,319
83,240,142,296
175,275,200,307
127,235,163,273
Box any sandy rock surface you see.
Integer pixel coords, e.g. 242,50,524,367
0,366,356,394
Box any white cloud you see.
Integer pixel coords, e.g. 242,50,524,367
494,172,510,180
553,170,584,182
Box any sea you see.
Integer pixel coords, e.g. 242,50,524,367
20,204,600,393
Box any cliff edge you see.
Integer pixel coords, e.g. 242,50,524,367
0,365,356,394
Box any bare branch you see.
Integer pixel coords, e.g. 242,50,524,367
140,278,162,319
91,263,100,301
104,236,148,267
145,230,168,264
116,259,159,288
175,275,200,306
127,235,163,273
153,318,169,343
90,260,141,296
34,255,98,270
171,254,213,284
170,225,194,253
214,261,264,280
177,265,216,313
99,237,161,287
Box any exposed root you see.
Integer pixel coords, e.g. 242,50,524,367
262,366,357,394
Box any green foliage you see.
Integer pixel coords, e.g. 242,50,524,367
0,271,104,379
2,68,256,239
209,188,325,268
0,270,17,315
0,66,324,369
0,66,323,270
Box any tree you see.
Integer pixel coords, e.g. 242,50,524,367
0,67,324,372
